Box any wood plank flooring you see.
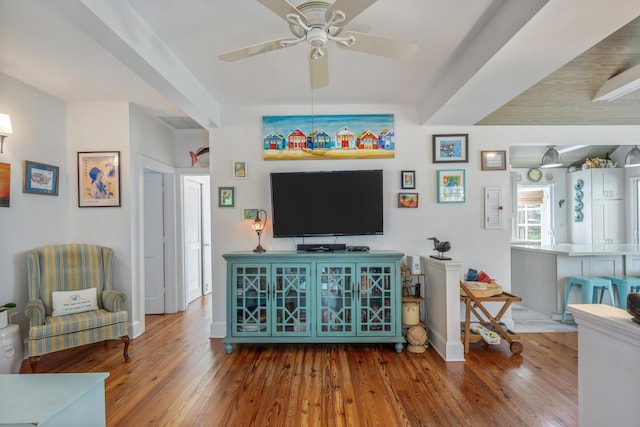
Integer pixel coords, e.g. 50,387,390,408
20,295,578,426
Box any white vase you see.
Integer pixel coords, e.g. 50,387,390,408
0,310,7,329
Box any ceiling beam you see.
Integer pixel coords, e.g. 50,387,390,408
425,0,640,126
48,0,221,129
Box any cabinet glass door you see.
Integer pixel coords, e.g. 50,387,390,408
358,264,395,336
272,264,311,336
317,263,354,336
233,264,270,335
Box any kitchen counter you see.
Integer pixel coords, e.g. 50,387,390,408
569,304,640,427
511,244,640,319
511,243,640,256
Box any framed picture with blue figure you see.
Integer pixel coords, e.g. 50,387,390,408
432,134,468,163
77,151,121,207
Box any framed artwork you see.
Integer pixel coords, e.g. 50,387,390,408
481,150,507,171
77,151,121,207
401,170,415,189
23,161,59,196
398,192,418,208
218,187,235,208
437,169,466,203
262,114,395,160
433,134,469,163
232,161,247,179
243,208,258,221
0,162,9,207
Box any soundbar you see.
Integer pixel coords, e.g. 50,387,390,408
297,243,347,252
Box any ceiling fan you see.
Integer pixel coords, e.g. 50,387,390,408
218,0,418,89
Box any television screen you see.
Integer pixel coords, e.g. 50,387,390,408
270,170,384,238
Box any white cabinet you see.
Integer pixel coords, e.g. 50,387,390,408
592,199,624,244
568,168,625,245
591,168,624,199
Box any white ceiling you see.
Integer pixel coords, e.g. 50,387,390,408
1,0,640,133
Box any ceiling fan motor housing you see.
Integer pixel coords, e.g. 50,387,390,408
307,27,328,47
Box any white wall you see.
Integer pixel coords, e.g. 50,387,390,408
174,129,209,169
0,73,69,333
0,73,183,339
5,70,640,342
208,106,640,337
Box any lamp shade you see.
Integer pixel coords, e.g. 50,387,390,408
540,145,562,168
624,145,640,168
0,114,12,136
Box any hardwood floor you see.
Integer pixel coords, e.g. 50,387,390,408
20,295,578,426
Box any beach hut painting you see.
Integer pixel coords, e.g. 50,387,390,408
262,114,395,160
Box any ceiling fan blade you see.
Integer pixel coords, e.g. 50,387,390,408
309,49,329,90
218,38,293,62
338,31,418,60
325,0,377,26
258,0,307,23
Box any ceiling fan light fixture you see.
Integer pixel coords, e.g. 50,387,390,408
540,145,563,168
624,145,640,168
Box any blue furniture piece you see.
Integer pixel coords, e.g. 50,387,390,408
603,276,640,309
223,251,405,353
562,276,615,322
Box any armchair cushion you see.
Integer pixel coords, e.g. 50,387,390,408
52,287,98,317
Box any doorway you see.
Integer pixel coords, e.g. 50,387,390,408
183,175,212,303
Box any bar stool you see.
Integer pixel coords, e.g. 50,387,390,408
562,276,615,322
602,276,640,309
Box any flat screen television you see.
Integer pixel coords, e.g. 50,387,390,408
270,169,384,238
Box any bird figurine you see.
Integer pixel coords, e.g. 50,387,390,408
428,237,451,260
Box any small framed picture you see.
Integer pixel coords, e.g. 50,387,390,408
77,151,121,207
437,169,465,203
232,161,247,179
398,192,418,208
401,170,415,189
23,160,60,196
481,150,507,171
433,134,469,163
243,208,258,221
218,187,235,208
0,162,10,207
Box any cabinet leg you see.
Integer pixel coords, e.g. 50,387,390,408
394,342,404,353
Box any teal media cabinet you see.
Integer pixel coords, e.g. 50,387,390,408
223,251,405,353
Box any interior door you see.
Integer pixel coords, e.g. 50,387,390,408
185,178,203,303
201,180,212,294
144,172,165,314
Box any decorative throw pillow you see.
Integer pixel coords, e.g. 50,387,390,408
51,287,99,317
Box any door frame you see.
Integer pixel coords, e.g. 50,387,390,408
178,169,212,306
136,156,178,337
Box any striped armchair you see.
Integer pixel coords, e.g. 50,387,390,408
24,244,130,372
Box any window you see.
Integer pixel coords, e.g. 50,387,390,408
515,186,553,244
